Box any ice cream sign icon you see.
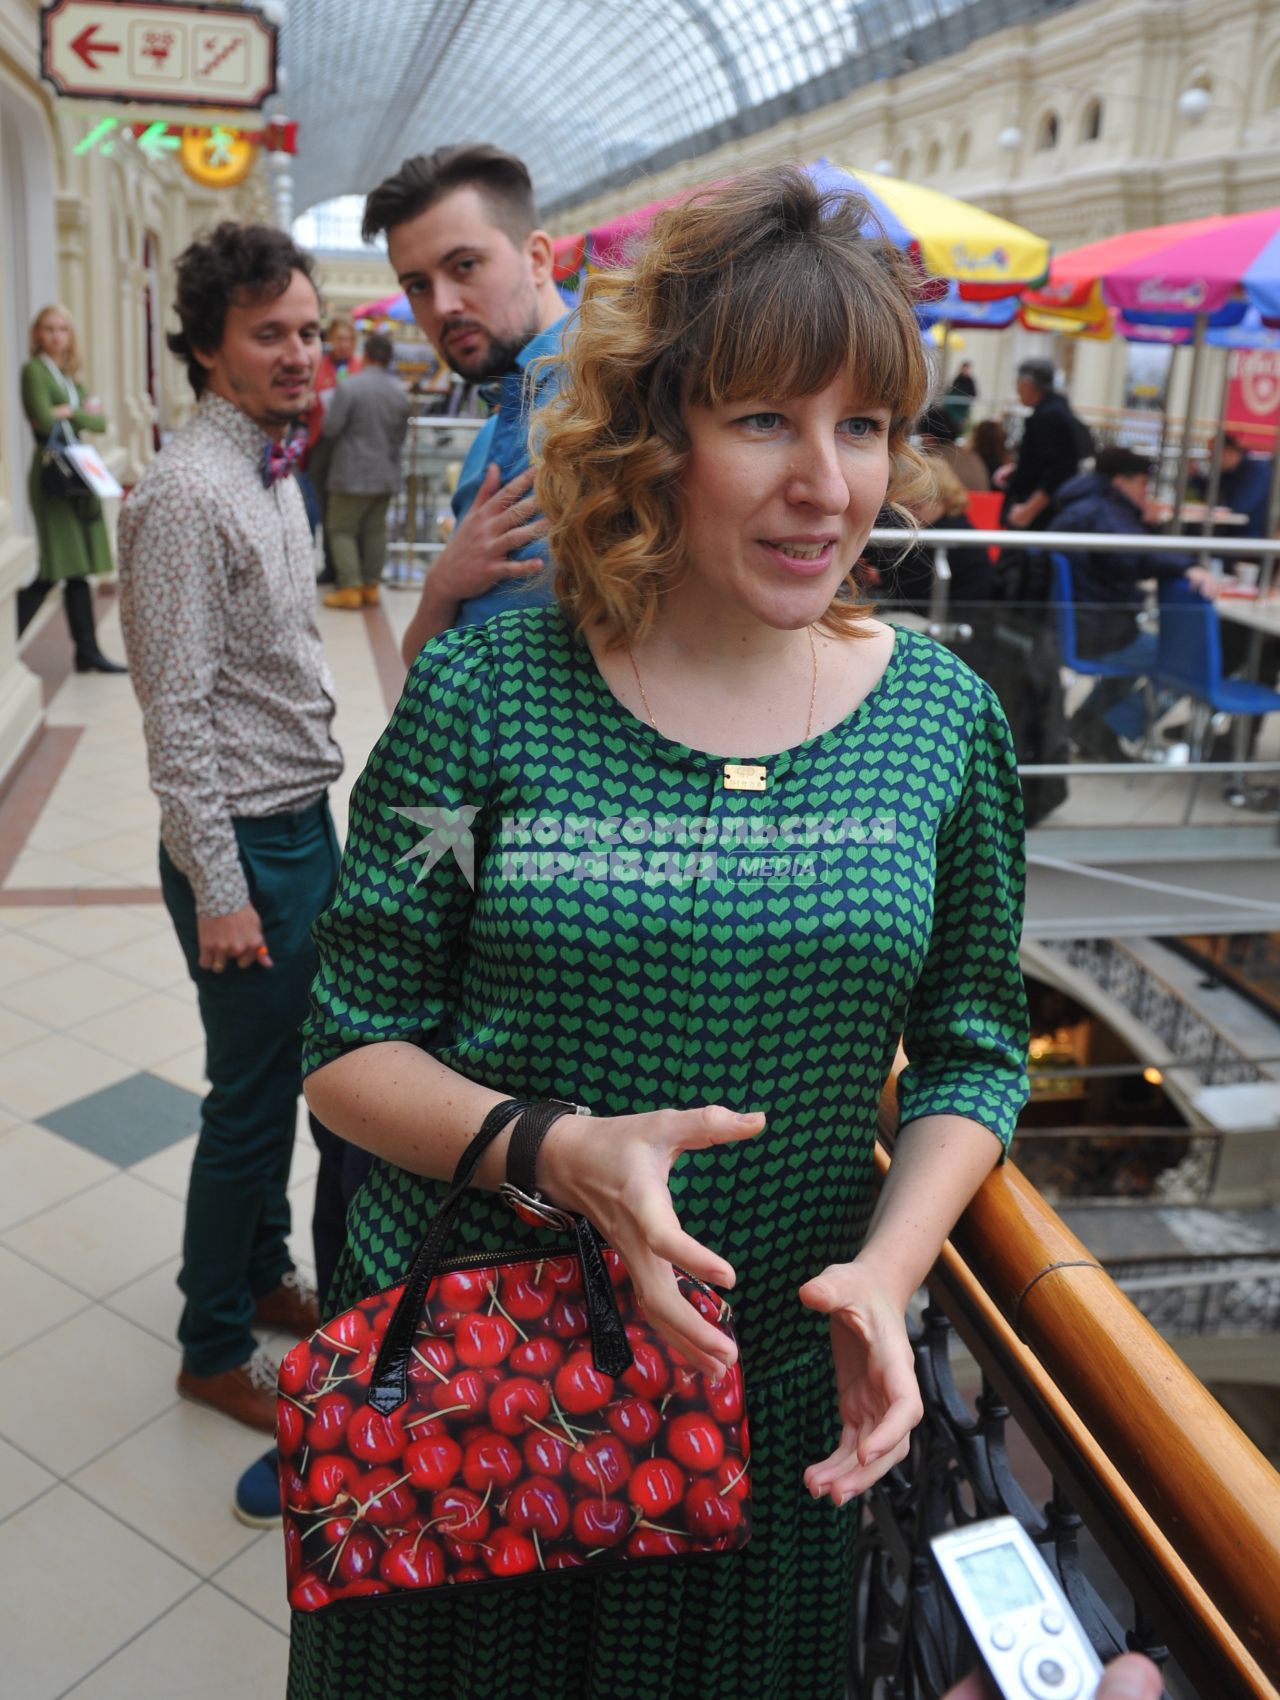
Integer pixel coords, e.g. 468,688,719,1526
133,25,183,78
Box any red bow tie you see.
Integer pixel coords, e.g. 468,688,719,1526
262,437,305,488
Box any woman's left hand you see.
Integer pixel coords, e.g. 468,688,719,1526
797,1260,923,1505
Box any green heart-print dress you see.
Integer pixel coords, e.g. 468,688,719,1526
289,604,1028,1700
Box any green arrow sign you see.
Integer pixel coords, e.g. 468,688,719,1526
73,117,116,155
138,121,181,157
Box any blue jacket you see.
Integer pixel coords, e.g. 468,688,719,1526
1190,452,1273,538
1051,471,1194,655
450,315,570,629
1218,454,1272,539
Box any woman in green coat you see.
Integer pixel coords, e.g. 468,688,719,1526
19,304,125,672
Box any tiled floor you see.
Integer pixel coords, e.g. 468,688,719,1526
0,581,411,1699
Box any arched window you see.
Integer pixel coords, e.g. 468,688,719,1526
955,130,971,170
924,139,942,177
897,147,913,181
1081,98,1103,142
1035,112,1060,151
292,196,386,253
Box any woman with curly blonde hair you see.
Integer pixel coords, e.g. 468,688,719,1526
293,164,1028,1700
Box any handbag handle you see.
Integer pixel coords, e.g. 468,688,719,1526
368,1101,634,1415
368,1098,529,1414
506,1102,633,1384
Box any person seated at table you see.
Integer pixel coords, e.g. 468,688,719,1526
969,417,1007,484
863,458,994,613
1190,433,1273,540
1052,446,1219,761
1185,435,1280,762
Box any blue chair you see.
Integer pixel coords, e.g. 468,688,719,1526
1155,578,1280,759
1050,553,1149,683
1050,552,1158,752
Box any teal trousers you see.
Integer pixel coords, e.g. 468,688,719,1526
160,797,340,1376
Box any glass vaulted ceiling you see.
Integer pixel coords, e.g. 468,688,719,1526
280,0,1043,218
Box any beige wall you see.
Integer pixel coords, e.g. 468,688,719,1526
550,0,1280,422
1,0,62,780
311,253,399,319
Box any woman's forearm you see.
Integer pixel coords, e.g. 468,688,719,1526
303,1042,529,1190
852,1114,1003,1308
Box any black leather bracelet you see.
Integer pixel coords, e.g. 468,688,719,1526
500,1098,591,1230
446,1098,530,1190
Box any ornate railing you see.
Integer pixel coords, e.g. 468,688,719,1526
1039,939,1263,1088
1011,1125,1222,1205
1113,1258,1280,1340
853,1137,1280,1698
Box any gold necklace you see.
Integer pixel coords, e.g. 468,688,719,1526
625,627,818,792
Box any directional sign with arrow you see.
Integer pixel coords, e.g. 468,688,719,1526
70,23,119,71
41,1,277,111
138,119,181,157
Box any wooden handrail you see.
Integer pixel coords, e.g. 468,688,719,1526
889,1136,1280,1692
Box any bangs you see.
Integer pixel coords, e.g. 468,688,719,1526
671,200,928,425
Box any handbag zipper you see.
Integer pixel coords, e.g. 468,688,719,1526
362,1245,725,1306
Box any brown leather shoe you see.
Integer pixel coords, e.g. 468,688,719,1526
361,583,380,605
177,1347,278,1432
254,1268,320,1336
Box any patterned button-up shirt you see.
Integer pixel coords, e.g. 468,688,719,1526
119,393,343,918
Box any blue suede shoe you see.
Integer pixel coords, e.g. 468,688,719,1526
233,1448,281,1528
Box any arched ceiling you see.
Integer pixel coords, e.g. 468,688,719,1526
279,0,1047,220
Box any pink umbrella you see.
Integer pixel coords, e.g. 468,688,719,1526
1100,207,1280,323
1029,207,1280,520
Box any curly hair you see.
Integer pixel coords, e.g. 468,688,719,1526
167,222,319,396
535,165,932,646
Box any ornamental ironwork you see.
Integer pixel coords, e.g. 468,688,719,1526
1111,1258,1280,1338
1041,938,1261,1088
850,1304,1171,1697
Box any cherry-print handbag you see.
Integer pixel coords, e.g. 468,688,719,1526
278,1099,752,1612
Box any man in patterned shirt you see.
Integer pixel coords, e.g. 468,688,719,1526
118,224,345,1433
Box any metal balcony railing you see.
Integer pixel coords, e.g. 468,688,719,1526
854,1118,1280,1699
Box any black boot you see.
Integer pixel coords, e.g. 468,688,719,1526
64,578,127,674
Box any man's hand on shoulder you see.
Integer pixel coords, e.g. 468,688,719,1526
197,904,273,973
401,463,547,663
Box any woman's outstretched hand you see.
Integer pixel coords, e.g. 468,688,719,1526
537,1104,764,1380
797,1259,923,1503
